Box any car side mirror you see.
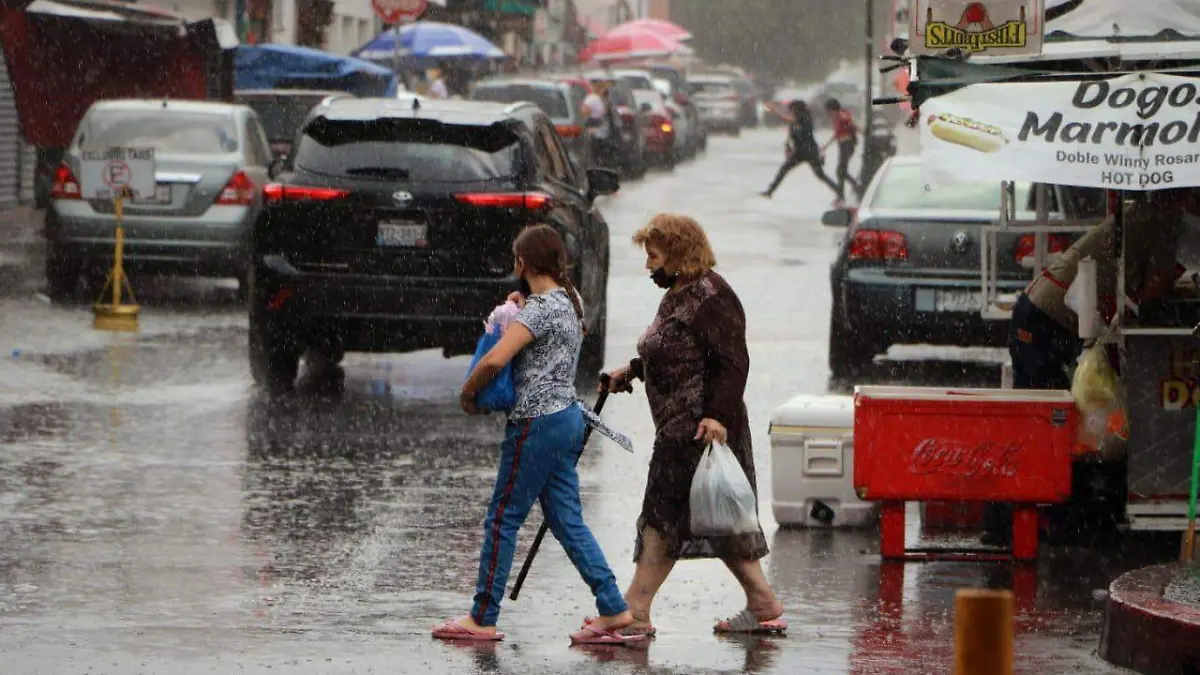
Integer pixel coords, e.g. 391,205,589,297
640,102,652,113
586,167,620,198
822,208,853,227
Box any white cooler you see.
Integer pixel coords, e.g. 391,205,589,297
768,394,878,528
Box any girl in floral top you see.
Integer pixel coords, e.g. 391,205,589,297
433,224,643,646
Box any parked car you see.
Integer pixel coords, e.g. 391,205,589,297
652,77,707,153
582,73,647,180
688,74,742,135
247,97,619,388
234,89,354,161
469,77,592,172
823,156,1094,379
612,67,700,159
46,99,279,302
631,89,675,169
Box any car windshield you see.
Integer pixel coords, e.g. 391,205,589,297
616,74,654,90
471,84,570,119
692,80,733,95
633,91,662,109
871,164,1034,212
78,110,239,154
238,95,330,142
294,118,521,183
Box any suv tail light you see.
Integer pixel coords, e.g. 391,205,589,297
455,192,550,210
849,229,908,261
216,170,255,206
555,124,583,138
1015,234,1071,265
51,163,81,200
263,184,350,203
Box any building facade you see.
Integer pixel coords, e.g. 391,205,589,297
156,0,383,55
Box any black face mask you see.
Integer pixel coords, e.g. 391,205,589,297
517,277,533,297
649,267,677,290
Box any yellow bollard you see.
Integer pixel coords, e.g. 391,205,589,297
953,589,1014,675
93,186,140,332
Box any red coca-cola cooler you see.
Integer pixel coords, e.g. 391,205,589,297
852,386,1077,560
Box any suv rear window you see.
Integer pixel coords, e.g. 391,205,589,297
78,110,239,154
471,84,569,119
294,118,521,182
617,74,654,90
871,164,1037,212
238,95,330,142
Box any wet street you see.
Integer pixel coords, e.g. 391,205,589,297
0,126,1176,674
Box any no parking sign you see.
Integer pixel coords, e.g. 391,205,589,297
79,147,157,201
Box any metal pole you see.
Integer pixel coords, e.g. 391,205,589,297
392,23,401,76
235,0,247,42
865,0,875,133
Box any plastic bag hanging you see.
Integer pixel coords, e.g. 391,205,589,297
689,441,760,537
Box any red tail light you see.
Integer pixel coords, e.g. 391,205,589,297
266,287,293,311
455,192,550,210
216,170,255,206
555,124,583,138
660,122,673,133
1015,234,1071,265
849,230,908,261
263,184,350,203
51,163,81,200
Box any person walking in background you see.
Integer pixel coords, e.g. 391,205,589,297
582,82,614,168
433,225,644,646
760,100,839,200
820,98,860,206
428,65,450,99
585,213,787,638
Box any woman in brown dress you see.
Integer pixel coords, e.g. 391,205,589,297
585,213,787,637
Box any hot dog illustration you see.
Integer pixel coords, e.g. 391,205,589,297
926,113,1007,153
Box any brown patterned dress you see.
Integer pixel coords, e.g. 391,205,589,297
629,271,769,562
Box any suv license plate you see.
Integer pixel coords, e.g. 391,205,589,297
378,222,427,247
133,184,171,205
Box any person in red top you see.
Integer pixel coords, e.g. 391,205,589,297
820,99,859,206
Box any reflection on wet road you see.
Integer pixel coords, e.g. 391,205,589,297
0,128,1168,674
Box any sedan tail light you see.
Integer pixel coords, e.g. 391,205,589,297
216,170,255,206
51,163,81,200
849,229,908,261
555,125,583,138
455,192,550,210
263,184,351,203
1015,234,1071,265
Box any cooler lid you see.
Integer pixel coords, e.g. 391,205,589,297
770,394,855,429
853,385,1074,404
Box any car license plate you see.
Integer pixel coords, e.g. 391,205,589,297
916,288,983,313
377,221,427,247
133,184,171,205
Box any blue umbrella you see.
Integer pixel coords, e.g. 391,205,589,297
235,44,399,97
352,21,506,62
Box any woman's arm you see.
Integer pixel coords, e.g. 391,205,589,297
693,288,750,431
763,101,795,124
461,324,534,402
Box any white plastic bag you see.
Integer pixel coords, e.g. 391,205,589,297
484,301,522,335
689,441,761,537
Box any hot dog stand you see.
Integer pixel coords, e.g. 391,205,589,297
854,1,1200,561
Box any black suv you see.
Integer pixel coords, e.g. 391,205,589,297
248,97,619,388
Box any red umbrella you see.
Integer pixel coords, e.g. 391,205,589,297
606,18,692,41
580,28,688,63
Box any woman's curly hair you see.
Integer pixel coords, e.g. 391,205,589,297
632,213,717,278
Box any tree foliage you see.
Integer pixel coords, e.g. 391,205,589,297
672,0,893,82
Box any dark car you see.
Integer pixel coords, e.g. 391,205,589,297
248,97,619,389
469,77,592,172
234,89,354,160
823,156,1097,379
631,89,676,168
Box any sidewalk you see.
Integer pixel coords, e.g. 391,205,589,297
0,206,47,297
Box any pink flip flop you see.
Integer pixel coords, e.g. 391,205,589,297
570,624,649,646
581,616,657,638
432,616,505,642
713,609,788,635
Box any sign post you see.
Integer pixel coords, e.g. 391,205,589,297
370,0,428,74
80,146,155,332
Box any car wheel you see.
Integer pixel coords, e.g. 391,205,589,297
45,254,80,303
248,272,302,390
828,313,878,380
578,300,607,385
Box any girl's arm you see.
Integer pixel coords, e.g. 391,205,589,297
765,102,795,124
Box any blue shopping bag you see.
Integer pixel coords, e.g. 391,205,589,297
466,325,516,412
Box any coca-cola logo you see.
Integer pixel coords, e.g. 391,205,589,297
909,438,1022,478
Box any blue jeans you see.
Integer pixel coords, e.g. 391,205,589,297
471,404,627,627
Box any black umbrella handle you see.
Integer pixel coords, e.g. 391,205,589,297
509,374,611,601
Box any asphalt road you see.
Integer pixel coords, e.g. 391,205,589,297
0,126,1177,674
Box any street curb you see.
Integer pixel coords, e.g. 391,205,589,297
1099,563,1200,675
